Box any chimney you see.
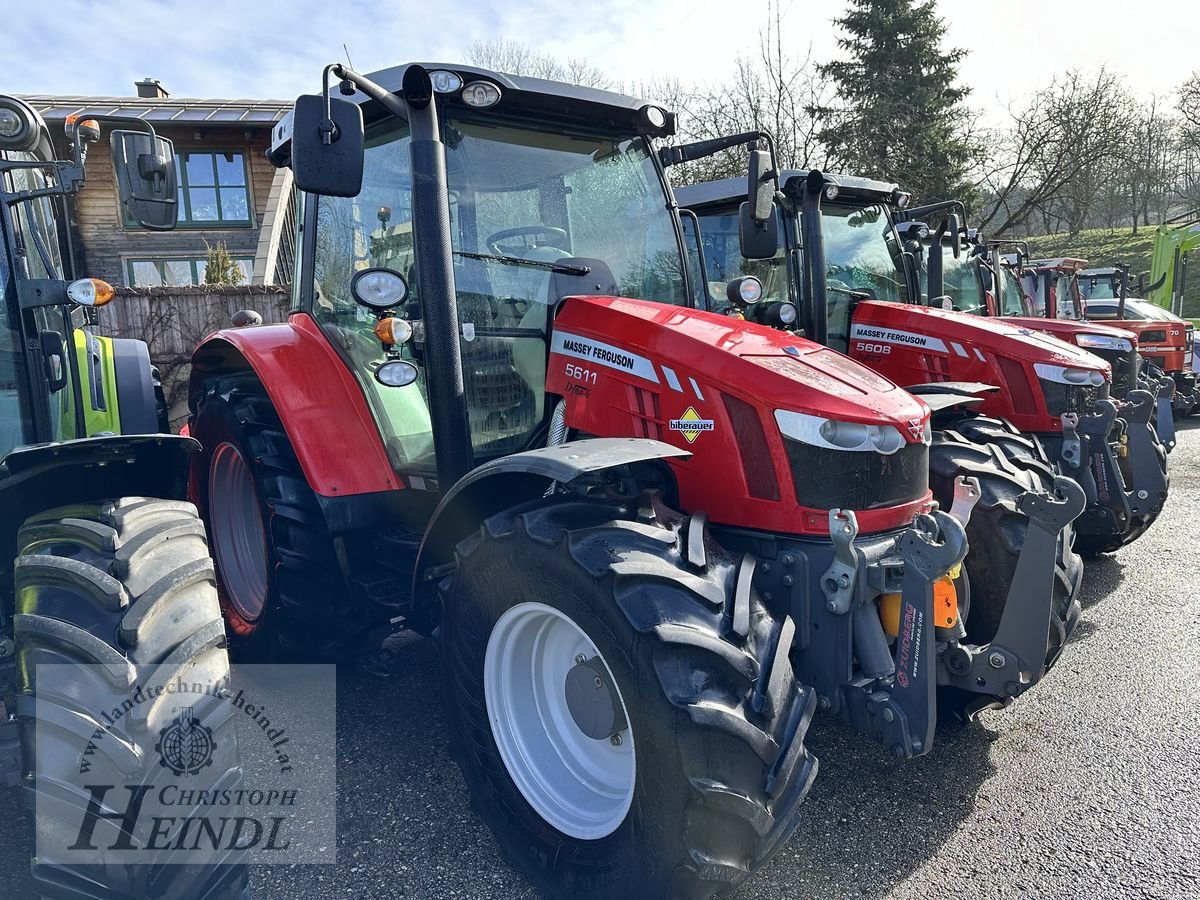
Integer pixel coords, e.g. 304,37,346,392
135,78,169,99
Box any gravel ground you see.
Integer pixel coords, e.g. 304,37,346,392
3,423,1197,899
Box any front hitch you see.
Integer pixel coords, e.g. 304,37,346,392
1119,389,1170,517
1150,375,1177,452
939,476,1086,705
883,509,968,758
1066,400,1133,536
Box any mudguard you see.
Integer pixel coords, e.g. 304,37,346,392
189,313,399,496
0,434,196,565
411,438,691,601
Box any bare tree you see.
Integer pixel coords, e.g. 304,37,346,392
671,1,832,184
979,68,1135,235
1125,96,1180,232
468,39,611,89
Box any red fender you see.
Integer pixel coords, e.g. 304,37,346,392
190,312,400,497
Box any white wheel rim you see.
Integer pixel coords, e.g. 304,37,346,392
484,601,635,839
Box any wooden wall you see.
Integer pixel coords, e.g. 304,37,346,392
65,126,276,286
95,285,291,427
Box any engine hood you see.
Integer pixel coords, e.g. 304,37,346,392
553,296,930,434
856,301,1110,372
1002,316,1139,346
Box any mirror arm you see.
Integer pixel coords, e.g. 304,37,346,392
329,64,412,125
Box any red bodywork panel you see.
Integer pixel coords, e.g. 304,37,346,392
999,317,1139,349
1090,318,1192,374
846,301,1109,434
189,313,400,497
547,296,935,536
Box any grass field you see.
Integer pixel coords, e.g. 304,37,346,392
1022,226,1200,317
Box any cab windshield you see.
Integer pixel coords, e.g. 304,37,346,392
310,111,685,473
1078,274,1118,300
998,265,1031,316
821,203,906,351
920,246,986,315
691,206,789,309
2,149,75,458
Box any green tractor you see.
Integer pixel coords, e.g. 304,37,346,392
0,96,247,898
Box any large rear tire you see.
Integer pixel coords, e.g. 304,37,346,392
441,498,816,899
13,498,248,899
191,375,370,661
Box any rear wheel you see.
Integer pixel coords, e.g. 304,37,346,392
930,418,1082,720
442,498,817,899
12,498,248,899
191,375,370,661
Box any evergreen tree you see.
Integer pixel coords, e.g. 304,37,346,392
818,0,977,205
204,241,243,286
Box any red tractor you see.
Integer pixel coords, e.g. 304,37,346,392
1076,264,1198,414
188,65,1080,897
679,168,1163,560
903,228,1175,545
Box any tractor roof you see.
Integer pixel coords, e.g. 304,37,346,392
675,170,901,210
1079,267,1121,277
1027,258,1088,272
347,62,677,137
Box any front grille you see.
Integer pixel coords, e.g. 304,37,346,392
1089,348,1139,399
783,439,929,511
1140,329,1167,344
1147,355,1167,369
1039,379,1111,416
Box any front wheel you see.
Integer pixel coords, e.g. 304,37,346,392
441,498,816,898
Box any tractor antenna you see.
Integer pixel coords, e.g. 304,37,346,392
342,43,355,70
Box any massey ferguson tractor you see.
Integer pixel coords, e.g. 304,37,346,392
0,96,247,897
188,64,1081,897
679,168,1165,564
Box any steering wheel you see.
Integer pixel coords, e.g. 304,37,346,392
486,225,569,256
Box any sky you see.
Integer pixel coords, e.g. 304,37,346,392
6,0,1196,126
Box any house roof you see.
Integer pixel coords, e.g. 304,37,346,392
17,94,290,126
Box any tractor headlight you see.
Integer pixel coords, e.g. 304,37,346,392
775,409,907,455
1035,363,1107,387
351,267,408,310
374,359,419,387
0,108,24,139
428,70,463,94
1075,333,1132,352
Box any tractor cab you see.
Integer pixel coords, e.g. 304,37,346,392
1,94,181,502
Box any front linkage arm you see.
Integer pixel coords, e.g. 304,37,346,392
939,476,1087,700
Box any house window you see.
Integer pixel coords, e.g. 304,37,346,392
127,256,254,287
173,151,252,225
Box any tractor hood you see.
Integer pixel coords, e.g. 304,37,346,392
1002,316,1139,347
855,301,1110,373
552,296,930,432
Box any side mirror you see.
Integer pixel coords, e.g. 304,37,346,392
946,213,962,259
291,95,364,197
110,130,178,230
747,149,774,223
739,200,779,260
